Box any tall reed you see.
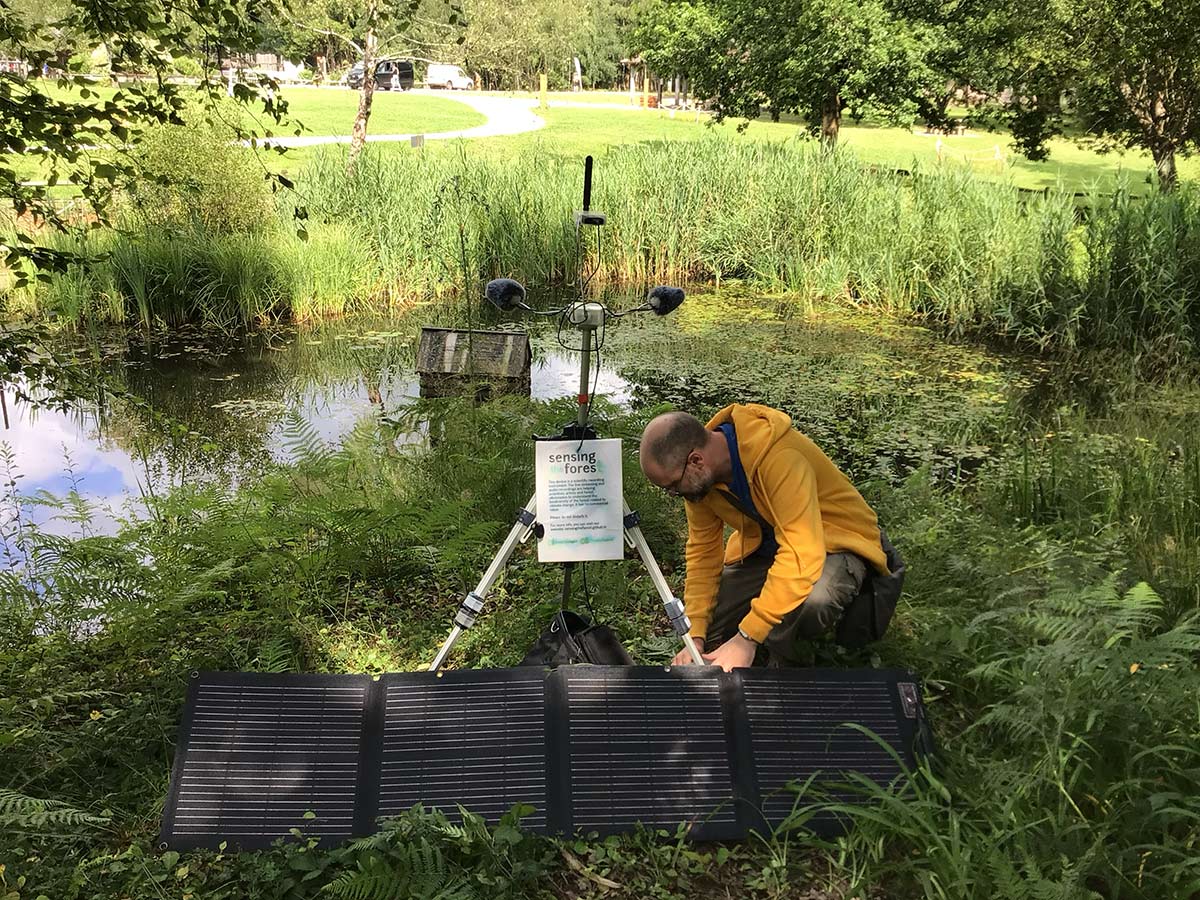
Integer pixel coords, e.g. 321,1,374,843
298,142,1197,358
22,139,1200,357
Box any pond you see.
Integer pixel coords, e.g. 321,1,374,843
3,317,636,533
4,291,1103,536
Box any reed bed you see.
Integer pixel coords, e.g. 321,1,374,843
16,139,1200,359
297,141,1200,358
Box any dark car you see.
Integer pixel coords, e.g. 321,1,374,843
345,59,414,91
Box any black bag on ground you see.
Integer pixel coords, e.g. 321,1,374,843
520,609,634,667
836,529,906,649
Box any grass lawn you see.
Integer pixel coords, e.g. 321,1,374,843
271,104,1195,197
29,81,485,137
274,86,484,135
4,84,483,187
6,85,1197,199
479,89,649,105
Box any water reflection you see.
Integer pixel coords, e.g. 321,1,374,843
2,321,633,533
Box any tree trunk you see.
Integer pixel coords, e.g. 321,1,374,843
346,4,378,177
820,90,840,148
1151,140,1178,192
673,74,680,108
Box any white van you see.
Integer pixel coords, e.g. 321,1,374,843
426,63,473,90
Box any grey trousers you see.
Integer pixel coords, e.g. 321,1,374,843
705,550,868,666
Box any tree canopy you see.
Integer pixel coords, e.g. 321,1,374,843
998,0,1200,190
0,0,289,281
462,0,631,90
633,0,946,144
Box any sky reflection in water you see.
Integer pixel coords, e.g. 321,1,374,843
3,328,632,535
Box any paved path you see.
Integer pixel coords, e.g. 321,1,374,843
260,92,545,148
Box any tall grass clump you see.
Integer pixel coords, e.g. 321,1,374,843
1081,187,1200,361
299,146,580,295
21,133,1200,357
20,126,383,328
105,228,290,329
7,229,125,323
299,141,1199,359
282,221,384,320
985,395,1200,618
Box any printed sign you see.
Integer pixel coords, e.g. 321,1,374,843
534,439,624,562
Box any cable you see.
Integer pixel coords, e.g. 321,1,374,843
520,302,567,318
573,326,602,453
579,223,602,297
585,326,601,423
579,561,599,622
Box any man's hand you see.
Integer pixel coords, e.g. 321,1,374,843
702,634,757,672
671,637,704,666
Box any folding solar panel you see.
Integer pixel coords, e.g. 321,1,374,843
376,669,552,830
559,667,746,839
736,668,921,833
160,673,372,849
160,666,931,850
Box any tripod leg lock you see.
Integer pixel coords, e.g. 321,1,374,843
453,591,486,630
516,508,536,527
623,510,641,528
663,597,691,636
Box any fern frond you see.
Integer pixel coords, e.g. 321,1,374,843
0,788,109,829
281,411,334,466
323,840,474,900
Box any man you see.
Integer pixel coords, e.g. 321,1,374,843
639,404,904,671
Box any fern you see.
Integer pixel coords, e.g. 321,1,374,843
251,632,295,673
281,411,335,466
324,840,474,900
0,788,109,830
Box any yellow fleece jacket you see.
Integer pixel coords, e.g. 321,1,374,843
683,403,889,644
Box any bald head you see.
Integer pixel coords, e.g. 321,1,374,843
640,411,708,474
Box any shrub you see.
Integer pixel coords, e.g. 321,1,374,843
170,55,204,78
125,124,273,234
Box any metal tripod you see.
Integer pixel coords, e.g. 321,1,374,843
428,311,704,671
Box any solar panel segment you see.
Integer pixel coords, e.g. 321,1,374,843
160,667,929,850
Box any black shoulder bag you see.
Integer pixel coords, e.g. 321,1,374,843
519,609,634,667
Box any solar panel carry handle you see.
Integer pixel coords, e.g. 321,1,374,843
429,493,539,671
623,499,705,665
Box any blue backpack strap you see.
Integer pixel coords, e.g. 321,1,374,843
716,423,778,558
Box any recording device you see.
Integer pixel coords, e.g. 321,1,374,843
481,153,686,431
484,281,685,321
647,285,685,316
574,155,607,228
428,156,702,672
484,277,529,312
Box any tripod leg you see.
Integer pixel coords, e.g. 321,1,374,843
622,499,705,665
428,493,538,672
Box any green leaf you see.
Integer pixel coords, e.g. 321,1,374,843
288,853,319,872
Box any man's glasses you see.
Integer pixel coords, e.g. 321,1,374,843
660,453,691,496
